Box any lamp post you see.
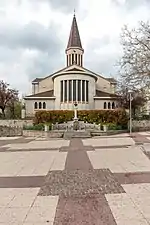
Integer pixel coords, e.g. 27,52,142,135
128,91,132,135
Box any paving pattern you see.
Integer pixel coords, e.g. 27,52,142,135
0,133,150,224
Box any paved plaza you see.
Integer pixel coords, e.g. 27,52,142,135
1,132,150,224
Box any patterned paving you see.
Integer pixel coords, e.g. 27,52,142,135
0,133,150,224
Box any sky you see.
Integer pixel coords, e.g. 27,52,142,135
0,0,150,96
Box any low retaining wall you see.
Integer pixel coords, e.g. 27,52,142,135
91,130,128,136
0,120,33,128
132,120,150,131
23,130,64,138
0,126,22,137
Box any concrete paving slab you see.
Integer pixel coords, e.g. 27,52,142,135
83,137,135,147
88,146,150,173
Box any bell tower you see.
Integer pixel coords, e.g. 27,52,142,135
66,13,84,67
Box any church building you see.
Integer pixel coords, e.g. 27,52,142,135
24,14,118,117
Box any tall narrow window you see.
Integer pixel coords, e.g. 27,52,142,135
34,102,38,109
104,102,107,109
69,80,72,102
73,80,76,102
69,54,71,66
60,81,63,102
78,55,80,66
64,80,67,102
108,102,111,109
112,102,115,109
81,55,83,67
82,80,85,102
67,55,68,67
78,80,81,102
75,54,77,64
43,102,46,109
72,54,74,65
86,81,89,102
39,102,42,109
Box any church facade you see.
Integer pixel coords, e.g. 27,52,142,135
24,14,118,117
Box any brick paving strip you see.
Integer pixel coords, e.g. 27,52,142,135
114,172,150,184
39,139,123,224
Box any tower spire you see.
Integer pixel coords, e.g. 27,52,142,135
67,13,83,49
66,13,84,67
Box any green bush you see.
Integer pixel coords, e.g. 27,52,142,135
23,123,44,131
108,123,124,130
108,123,117,130
34,109,128,127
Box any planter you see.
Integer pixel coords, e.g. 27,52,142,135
103,125,108,132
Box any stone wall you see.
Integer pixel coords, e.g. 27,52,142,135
23,130,64,138
0,126,22,137
0,120,33,128
132,120,150,131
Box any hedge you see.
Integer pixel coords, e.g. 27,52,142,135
34,109,128,127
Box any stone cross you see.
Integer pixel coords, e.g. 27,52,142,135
74,102,78,121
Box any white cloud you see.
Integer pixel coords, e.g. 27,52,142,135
0,0,150,95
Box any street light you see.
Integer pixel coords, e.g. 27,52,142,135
128,90,133,135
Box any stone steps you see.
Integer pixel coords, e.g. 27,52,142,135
64,131,91,139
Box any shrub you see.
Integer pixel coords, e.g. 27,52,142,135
108,123,125,130
23,123,44,131
34,109,128,127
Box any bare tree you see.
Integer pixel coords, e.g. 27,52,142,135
117,83,146,116
119,21,150,89
0,81,18,117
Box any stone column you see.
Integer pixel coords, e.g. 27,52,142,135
74,103,78,120
21,109,26,119
21,102,26,119
85,80,87,103
81,80,83,103
67,80,69,103
72,80,73,103
76,80,78,102
74,109,78,120
63,80,65,103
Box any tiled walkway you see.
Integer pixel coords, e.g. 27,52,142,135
0,133,150,224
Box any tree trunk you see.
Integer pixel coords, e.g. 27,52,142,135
1,108,5,118
133,108,136,117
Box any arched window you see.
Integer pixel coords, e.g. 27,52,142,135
39,102,42,109
34,102,38,109
104,102,107,109
43,102,46,109
112,102,115,109
108,102,111,109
